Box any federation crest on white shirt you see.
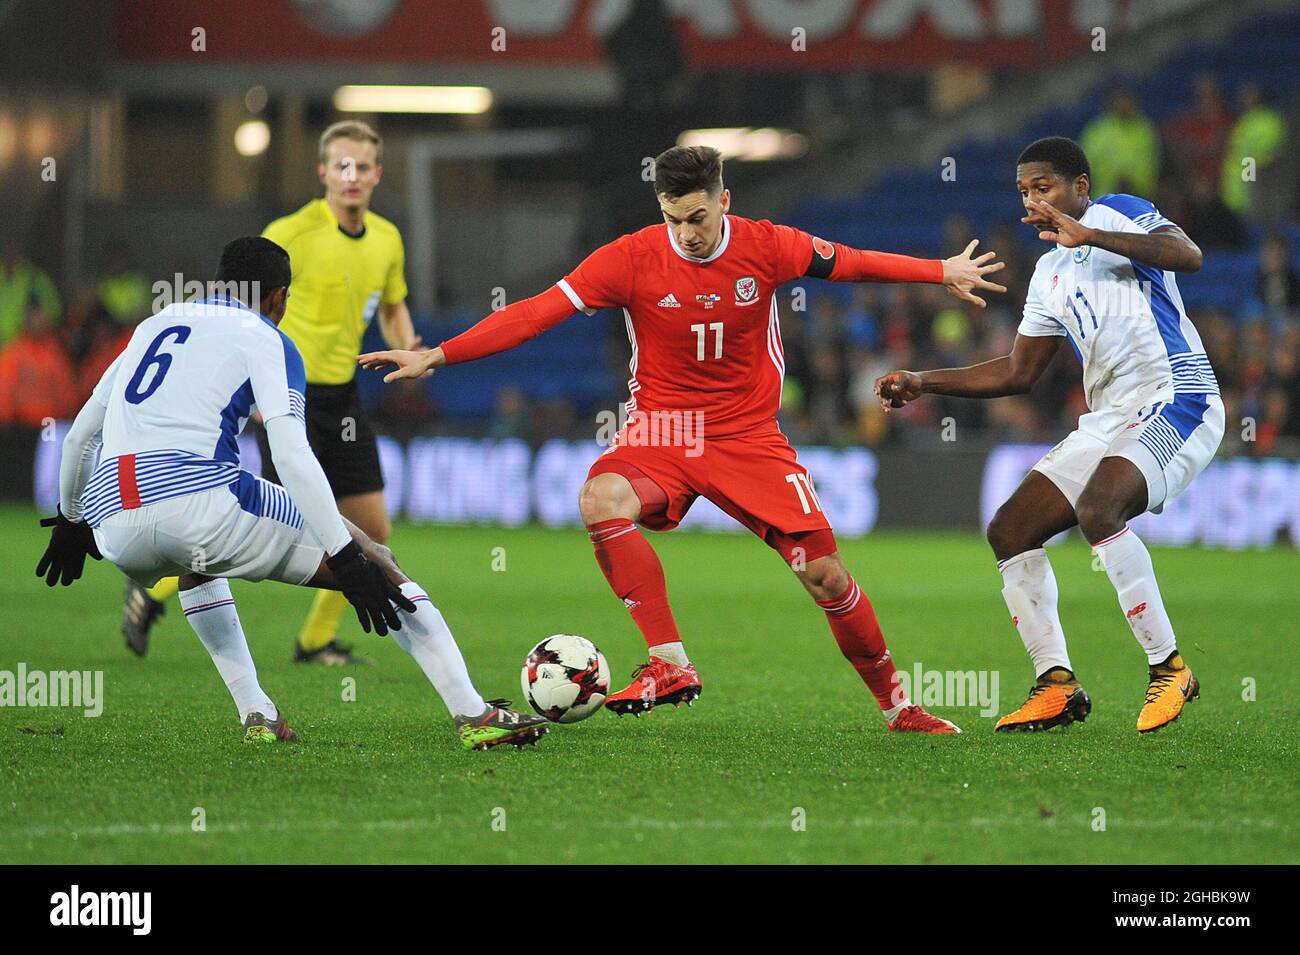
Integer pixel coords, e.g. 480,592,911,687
1072,246,1092,264
734,275,758,305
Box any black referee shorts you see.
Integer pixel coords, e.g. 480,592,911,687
258,380,385,499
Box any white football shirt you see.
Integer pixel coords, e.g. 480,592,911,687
80,295,306,526
1018,194,1218,413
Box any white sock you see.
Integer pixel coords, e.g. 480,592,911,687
883,700,910,724
650,641,689,666
998,549,1073,677
1092,527,1178,665
389,582,486,718
179,579,276,723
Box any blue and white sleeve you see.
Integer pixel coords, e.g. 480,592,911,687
249,327,307,424
1094,194,1176,234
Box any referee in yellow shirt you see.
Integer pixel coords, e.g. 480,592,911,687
122,121,419,664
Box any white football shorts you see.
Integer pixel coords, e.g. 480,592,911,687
1033,392,1225,514
92,472,325,587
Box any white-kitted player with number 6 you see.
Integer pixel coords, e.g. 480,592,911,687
36,236,548,751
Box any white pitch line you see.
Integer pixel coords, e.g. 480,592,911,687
0,814,1290,841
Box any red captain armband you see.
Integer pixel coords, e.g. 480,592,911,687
805,238,943,284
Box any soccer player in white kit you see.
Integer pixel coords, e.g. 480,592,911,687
35,237,548,750
875,137,1224,734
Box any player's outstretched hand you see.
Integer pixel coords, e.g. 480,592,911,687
1022,199,1092,248
325,541,417,636
35,508,102,587
941,239,1007,308
357,347,442,383
874,371,924,411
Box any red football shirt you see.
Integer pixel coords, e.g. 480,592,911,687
437,214,942,437
559,215,828,437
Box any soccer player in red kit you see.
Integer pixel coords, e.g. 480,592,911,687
360,146,1006,734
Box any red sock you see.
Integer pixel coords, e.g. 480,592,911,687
818,577,902,712
588,518,682,651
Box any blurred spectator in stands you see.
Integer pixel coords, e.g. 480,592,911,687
1080,89,1160,196
97,246,152,326
988,222,1032,294
807,296,845,350
942,213,975,257
1276,328,1300,445
373,378,439,435
930,304,972,366
488,384,530,440
1255,387,1289,453
1168,172,1248,249
0,239,61,348
1220,85,1287,219
1256,233,1299,315
777,376,813,445
1163,74,1231,182
61,279,112,366
849,342,913,447
0,296,79,427
842,284,882,350
533,396,577,442
806,343,850,443
77,311,133,403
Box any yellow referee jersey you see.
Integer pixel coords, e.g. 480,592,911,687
262,199,408,385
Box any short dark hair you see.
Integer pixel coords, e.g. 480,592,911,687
654,145,724,198
1017,136,1091,184
215,236,291,300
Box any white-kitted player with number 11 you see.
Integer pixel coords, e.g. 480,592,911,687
875,137,1224,735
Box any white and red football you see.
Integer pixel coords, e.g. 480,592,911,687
521,634,610,724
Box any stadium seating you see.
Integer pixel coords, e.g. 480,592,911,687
370,10,1300,424
787,8,1300,311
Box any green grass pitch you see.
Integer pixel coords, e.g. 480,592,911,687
1,503,1296,864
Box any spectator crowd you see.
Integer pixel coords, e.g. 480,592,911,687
776,77,1299,458
3,78,1297,461
0,239,151,429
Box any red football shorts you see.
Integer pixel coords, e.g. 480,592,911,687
586,419,837,564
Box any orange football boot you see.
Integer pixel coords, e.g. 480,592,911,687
1137,652,1198,733
995,668,1091,732
605,658,701,716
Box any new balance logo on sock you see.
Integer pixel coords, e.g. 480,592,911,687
1127,602,1148,619
657,293,681,308
623,597,641,610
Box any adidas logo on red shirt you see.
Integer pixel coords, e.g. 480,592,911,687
657,293,681,308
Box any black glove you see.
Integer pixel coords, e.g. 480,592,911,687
35,507,102,587
326,540,417,636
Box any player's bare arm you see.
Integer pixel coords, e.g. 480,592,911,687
377,299,423,351
359,345,443,382
1023,198,1202,272
874,332,1061,409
